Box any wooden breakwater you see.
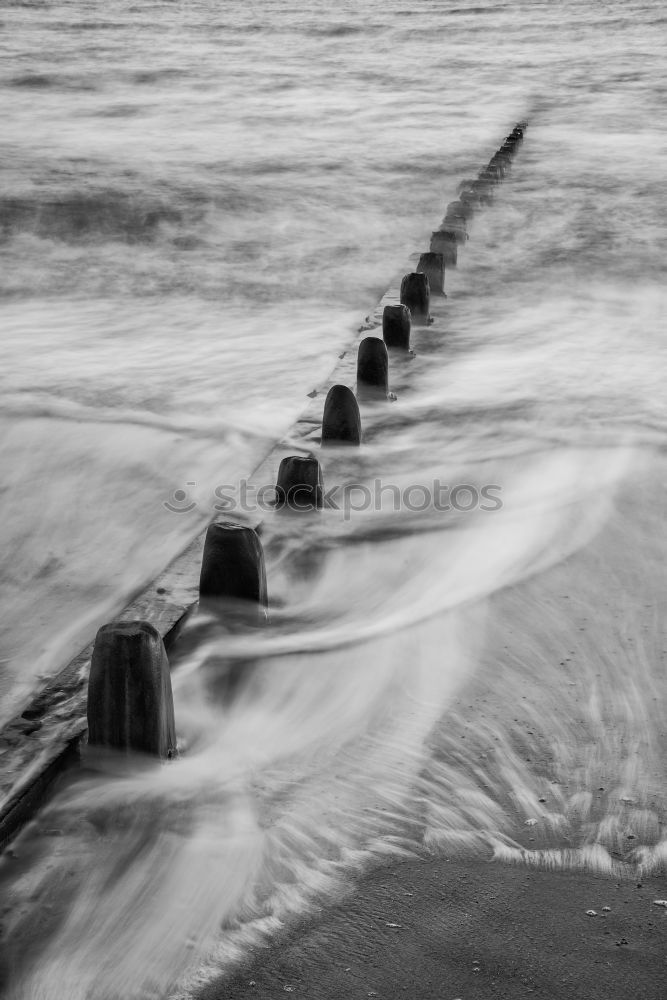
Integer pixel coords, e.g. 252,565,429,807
0,122,527,849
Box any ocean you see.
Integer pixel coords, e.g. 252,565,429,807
1,0,666,997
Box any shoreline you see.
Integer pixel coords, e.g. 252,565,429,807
194,452,667,999
2,456,665,997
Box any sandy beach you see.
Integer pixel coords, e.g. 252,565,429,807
2,401,665,1000
204,856,666,999
2,6,667,993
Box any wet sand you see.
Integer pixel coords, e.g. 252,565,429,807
200,454,667,1000
202,854,666,1000
1,456,665,999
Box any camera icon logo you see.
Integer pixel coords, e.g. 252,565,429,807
163,482,198,513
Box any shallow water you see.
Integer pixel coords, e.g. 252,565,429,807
1,0,666,996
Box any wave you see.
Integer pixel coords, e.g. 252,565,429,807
6,73,98,91
0,192,186,244
302,23,366,37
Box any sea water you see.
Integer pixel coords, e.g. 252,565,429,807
1,0,666,996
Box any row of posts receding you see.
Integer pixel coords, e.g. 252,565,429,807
86,122,527,760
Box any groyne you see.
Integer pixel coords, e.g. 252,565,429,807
0,122,527,849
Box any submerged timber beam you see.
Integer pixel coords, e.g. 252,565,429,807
0,120,528,848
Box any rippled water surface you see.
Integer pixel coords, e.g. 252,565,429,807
1,0,666,997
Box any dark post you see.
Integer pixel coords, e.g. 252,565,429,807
430,230,458,265
488,156,508,178
199,522,268,618
479,165,501,184
321,384,362,446
471,178,493,205
87,621,177,758
400,272,430,324
357,337,390,399
417,252,445,297
382,303,411,350
275,455,323,510
458,187,478,214
445,199,473,224
457,177,479,195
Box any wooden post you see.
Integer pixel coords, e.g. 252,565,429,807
382,303,411,350
321,384,362,446
400,272,430,325
275,455,323,510
430,230,458,265
87,621,177,758
417,252,446,297
357,337,390,399
445,199,473,224
199,522,268,619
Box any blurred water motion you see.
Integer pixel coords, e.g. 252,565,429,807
5,445,665,999
1,0,666,996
